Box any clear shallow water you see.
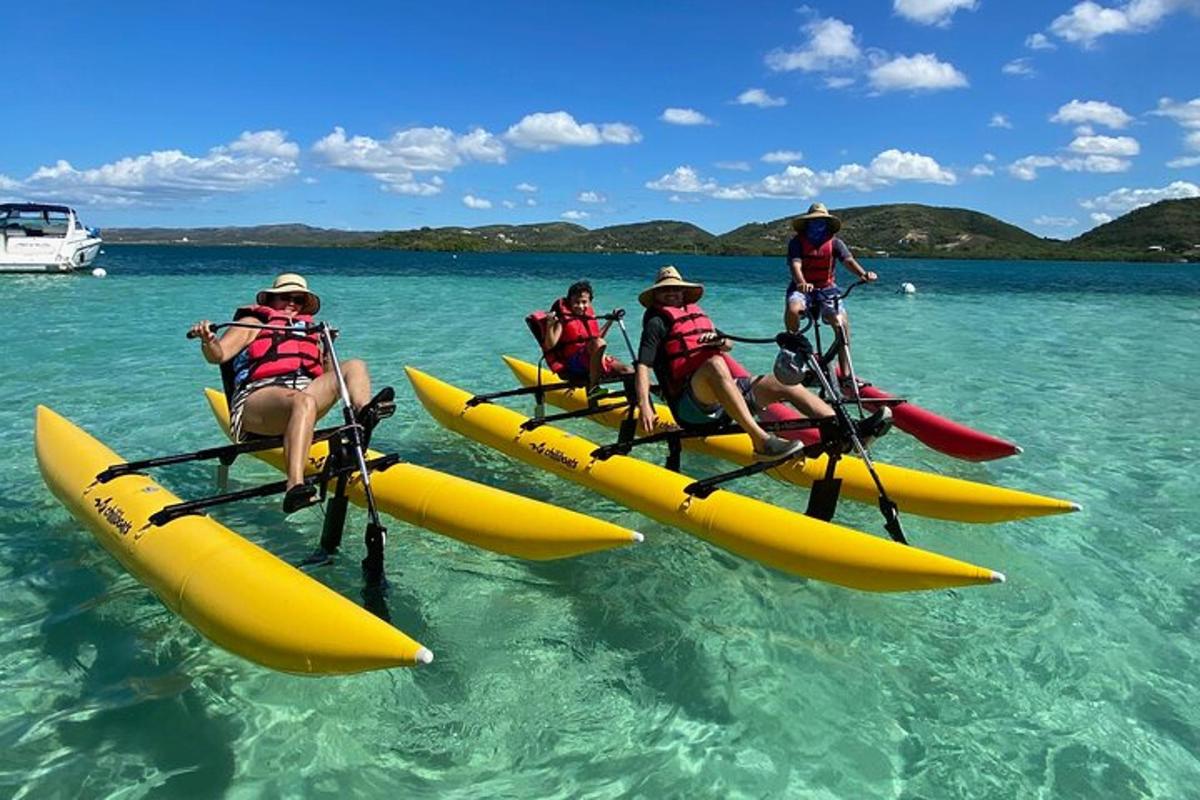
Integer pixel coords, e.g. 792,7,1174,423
3,246,1198,798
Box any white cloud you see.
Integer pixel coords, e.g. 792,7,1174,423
504,111,641,151
868,53,968,92
990,113,1014,128
984,152,997,162
1061,155,1131,172
312,125,501,195
734,88,787,108
869,149,957,183
1068,134,1140,156
1049,0,1200,47
824,76,857,89
1050,99,1133,129
462,194,491,209
577,191,606,203
1033,215,1079,227
766,17,861,73
1080,180,1200,212
762,150,805,164
894,0,978,26
228,130,300,160
381,175,444,196
1008,155,1063,180
8,130,300,206
1002,58,1036,76
661,107,712,125
1011,153,1132,178
1090,212,1114,224
1151,97,1200,129
669,194,702,204
516,182,538,192
525,198,537,207
502,200,516,209
1026,32,1056,49
647,149,955,200
645,166,718,193
1167,155,1200,167
971,163,995,176
562,210,589,220
715,160,752,171
1075,124,1096,135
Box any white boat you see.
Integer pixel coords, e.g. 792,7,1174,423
1,204,102,274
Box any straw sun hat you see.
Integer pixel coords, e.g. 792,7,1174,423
638,265,705,308
256,273,321,315
791,202,842,235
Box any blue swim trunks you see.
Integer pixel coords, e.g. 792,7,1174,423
673,376,756,428
786,283,843,322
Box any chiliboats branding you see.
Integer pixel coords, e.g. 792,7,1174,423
527,440,580,471
92,495,133,536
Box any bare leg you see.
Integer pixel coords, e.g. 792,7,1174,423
785,298,806,333
689,357,774,452
751,373,834,418
240,386,327,489
586,338,608,390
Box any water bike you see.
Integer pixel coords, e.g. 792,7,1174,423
406,366,1004,593
782,280,1021,461
36,320,640,675
502,356,1078,524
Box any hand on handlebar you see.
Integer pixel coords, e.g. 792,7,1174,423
862,271,878,283
187,320,217,342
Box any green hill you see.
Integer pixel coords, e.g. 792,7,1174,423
104,223,378,247
1072,197,1200,255
716,203,1063,259
102,201,1200,261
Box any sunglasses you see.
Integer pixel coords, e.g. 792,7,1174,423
272,292,309,305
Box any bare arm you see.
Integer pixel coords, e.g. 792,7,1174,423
843,255,877,282
542,312,563,350
635,362,657,434
189,317,259,364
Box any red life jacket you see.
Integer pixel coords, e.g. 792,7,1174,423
525,297,599,375
652,303,733,397
235,305,325,384
799,238,836,288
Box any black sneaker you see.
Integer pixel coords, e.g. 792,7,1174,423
357,386,396,446
753,435,805,462
282,484,319,514
851,406,893,449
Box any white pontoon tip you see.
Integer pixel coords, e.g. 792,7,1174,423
1070,502,1082,512
416,647,434,665
1013,445,1024,454
990,571,1006,584
631,531,645,543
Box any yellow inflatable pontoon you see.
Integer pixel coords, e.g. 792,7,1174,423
406,367,1005,593
35,406,431,675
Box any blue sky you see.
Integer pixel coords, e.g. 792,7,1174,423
3,0,1198,237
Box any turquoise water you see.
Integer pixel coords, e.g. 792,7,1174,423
3,246,1198,798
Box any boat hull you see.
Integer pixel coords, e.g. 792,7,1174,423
406,366,1003,593
204,389,640,560
503,356,1078,524
35,406,430,674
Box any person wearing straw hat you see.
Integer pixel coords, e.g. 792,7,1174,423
189,273,393,514
634,266,847,461
785,203,877,349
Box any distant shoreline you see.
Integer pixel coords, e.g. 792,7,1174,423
100,241,1196,265
98,199,1200,264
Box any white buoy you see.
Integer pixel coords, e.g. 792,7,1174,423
91,267,108,278
899,281,916,294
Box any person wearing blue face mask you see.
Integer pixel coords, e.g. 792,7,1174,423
784,203,877,368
